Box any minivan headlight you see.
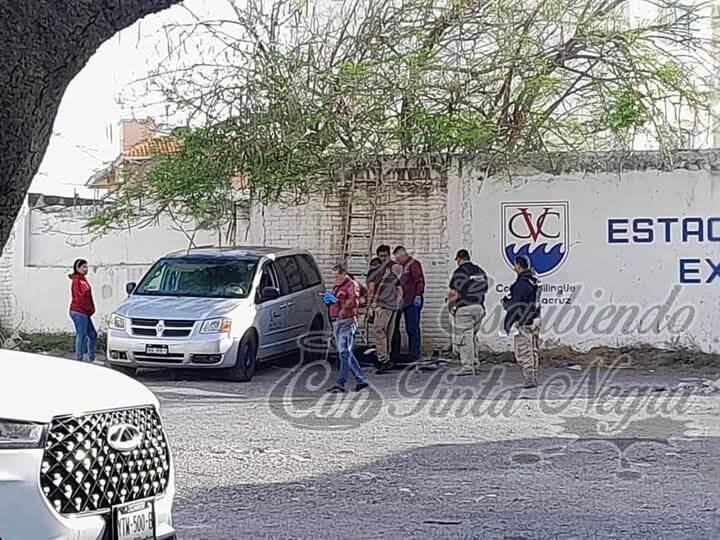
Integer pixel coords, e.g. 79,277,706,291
109,313,128,331
200,318,232,334
0,420,47,449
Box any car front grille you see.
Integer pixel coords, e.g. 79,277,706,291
130,318,159,327
133,328,157,337
130,318,195,338
164,320,195,328
133,352,185,363
40,406,171,515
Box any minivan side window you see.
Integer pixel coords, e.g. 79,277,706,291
297,255,322,287
256,262,280,303
276,256,304,294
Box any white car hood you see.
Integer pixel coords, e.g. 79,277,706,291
0,351,158,423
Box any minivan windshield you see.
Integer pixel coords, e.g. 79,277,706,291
134,257,258,299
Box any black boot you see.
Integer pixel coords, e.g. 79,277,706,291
376,361,394,375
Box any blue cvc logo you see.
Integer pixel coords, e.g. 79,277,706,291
502,201,569,276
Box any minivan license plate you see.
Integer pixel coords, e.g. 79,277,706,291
115,500,155,540
145,345,168,355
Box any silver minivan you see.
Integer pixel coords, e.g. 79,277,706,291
106,247,328,381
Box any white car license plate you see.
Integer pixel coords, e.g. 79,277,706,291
145,345,168,356
115,500,155,540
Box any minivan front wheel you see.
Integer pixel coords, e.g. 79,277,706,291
225,333,258,382
303,315,328,363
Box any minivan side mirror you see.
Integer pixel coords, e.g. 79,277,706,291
260,287,281,302
126,282,137,295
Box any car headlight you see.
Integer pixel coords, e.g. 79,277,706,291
0,420,47,449
200,318,232,334
109,313,128,331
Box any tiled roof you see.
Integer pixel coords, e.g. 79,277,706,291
87,134,251,190
124,136,181,158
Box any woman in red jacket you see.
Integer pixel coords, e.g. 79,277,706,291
69,259,97,362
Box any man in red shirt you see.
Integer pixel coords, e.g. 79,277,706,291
324,264,370,393
390,246,425,362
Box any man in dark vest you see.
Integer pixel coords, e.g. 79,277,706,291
448,249,489,375
502,256,542,388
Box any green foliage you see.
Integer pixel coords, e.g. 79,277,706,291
148,128,239,214
96,0,714,234
607,89,647,132
413,110,496,151
655,62,683,87
89,127,240,238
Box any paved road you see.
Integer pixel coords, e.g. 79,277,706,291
140,357,720,539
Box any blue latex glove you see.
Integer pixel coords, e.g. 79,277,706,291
323,291,338,304
413,296,423,308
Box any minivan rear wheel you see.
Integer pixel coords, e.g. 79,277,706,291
225,333,258,382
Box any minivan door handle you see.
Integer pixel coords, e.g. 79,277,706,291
279,303,288,308
286,301,295,307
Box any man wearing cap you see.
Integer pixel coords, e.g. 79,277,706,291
448,249,489,374
367,259,404,374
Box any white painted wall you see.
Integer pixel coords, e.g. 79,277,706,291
4,155,719,355
4,201,216,333
450,163,720,353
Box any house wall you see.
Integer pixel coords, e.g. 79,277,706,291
121,118,157,152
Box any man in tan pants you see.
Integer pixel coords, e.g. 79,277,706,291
367,259,403,374
513,319,541,386
448,249,489,375
502,256,541,388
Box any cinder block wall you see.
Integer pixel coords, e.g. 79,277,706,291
246,163,452,351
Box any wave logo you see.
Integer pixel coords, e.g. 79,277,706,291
501,201,569,276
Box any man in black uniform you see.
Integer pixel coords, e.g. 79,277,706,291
448,249,489,374
502,255,541,388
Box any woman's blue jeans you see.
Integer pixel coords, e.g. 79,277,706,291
70,311,97,362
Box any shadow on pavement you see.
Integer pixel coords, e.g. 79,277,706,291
139,355,718,414
130,346,419,385
173,436,720,539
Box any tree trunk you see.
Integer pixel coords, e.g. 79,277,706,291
0,0,182,254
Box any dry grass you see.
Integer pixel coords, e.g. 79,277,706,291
476,344,719,369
